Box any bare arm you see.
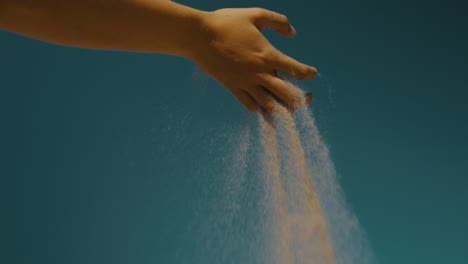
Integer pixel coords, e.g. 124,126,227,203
0,0,317,112
0,0,206,56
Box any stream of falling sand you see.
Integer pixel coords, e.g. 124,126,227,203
259,112,294,264
259,103,335,264
294,108,375,264
256,80,375,263
199,83,374,263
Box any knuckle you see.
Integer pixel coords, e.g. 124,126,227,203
254,72,269,84
300,65,310,74
252,7,267,17
295,66,311,79
260,47,278,63
279,14,289,24
295,71,307,80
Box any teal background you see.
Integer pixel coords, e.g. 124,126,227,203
1,0,467,263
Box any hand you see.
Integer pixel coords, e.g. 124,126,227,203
188,8,317,112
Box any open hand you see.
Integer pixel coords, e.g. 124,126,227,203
189,8,317,112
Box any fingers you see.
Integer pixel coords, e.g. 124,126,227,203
305,93,313,105
231,89,258,112
269,50,318,80
250,9,318,80
251,8,296,37
259,75,302,107
247,86,277,113
235,84,312,113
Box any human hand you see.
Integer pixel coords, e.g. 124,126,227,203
188,8,317,112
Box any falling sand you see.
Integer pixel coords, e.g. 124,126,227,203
255,83,375,264
197,83,375,263
259,100,335,263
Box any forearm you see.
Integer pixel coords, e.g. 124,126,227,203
0,0,207,57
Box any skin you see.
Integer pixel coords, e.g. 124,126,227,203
0,0,317,112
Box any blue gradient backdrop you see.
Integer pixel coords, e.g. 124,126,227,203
1,0,467,263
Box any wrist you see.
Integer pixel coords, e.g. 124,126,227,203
177,8,211,60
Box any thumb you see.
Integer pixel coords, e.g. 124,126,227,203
252,8,296,37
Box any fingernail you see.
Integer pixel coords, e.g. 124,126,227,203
310,67,318,77
305,93,313,104
289,24,296,34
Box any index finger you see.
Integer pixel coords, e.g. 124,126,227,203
269,50,318,80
